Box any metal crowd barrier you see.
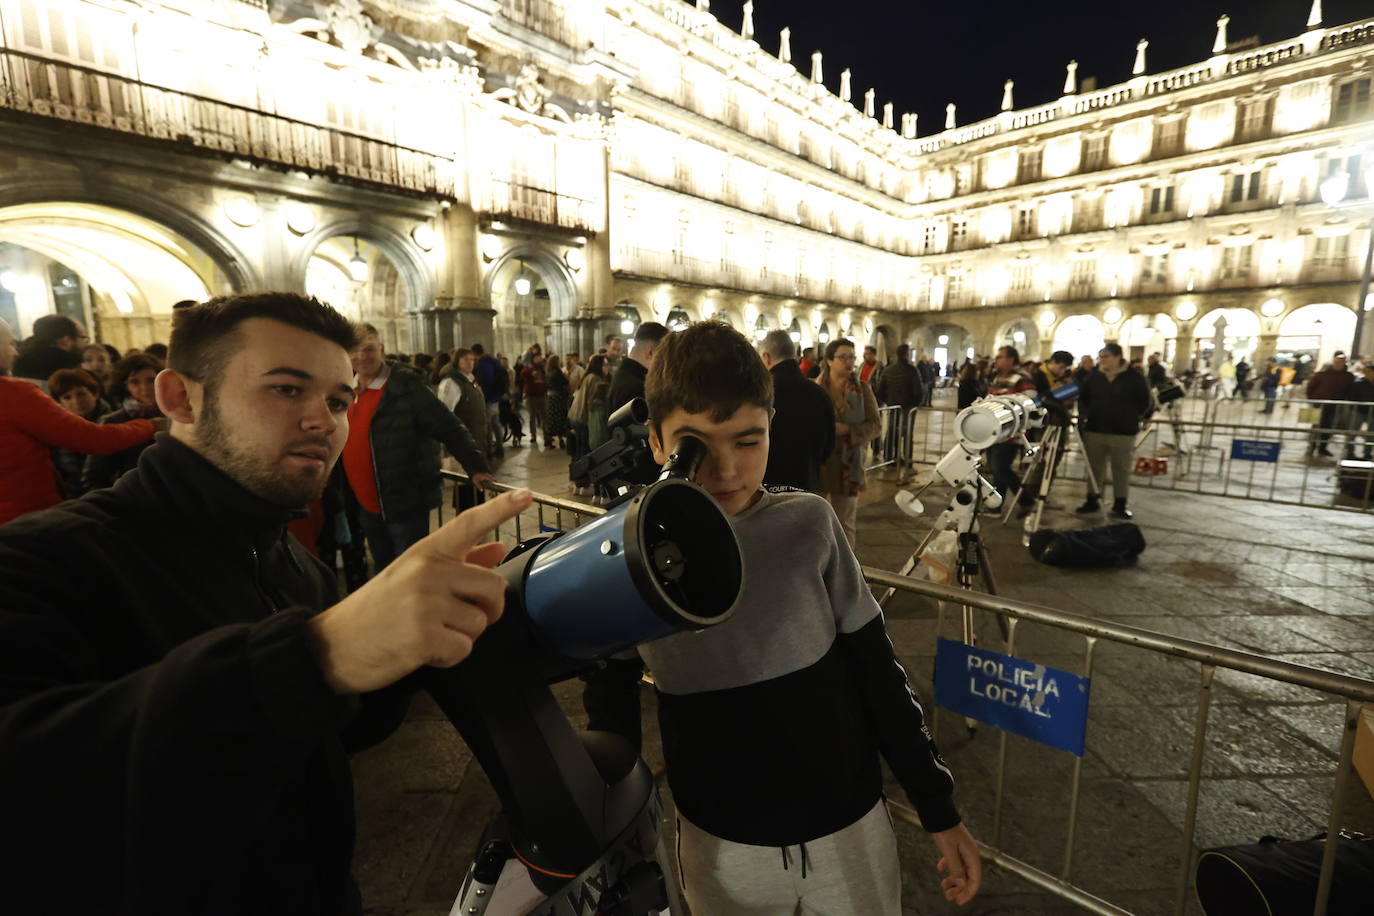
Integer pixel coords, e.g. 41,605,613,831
896,404,1374,514
867,566,1374,916
434,472,1374,915
865,405,906,472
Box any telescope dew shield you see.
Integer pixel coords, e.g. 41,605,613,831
522,477,741,660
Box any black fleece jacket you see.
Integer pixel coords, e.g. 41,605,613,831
366,365,488,519
0,436,409,915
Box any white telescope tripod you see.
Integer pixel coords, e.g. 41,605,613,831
883,393,1051,725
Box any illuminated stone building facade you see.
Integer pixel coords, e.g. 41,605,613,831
0,0,1370,369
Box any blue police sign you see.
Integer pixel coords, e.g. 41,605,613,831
1230,439,1281,462
934,638,1091,756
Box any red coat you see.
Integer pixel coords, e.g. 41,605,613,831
0,376,156,525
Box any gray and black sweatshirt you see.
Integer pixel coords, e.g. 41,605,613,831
583,486,959,846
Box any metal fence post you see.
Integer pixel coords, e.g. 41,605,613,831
1313,700,1363,916
1175,663,1215,916
1062,636,1098,880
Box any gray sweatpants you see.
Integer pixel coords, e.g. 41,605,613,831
1082,430,1136,503
676,799,901,915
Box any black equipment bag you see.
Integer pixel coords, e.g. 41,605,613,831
1027,523,1145,567
1195,832,1374,916
1156,379,1186,404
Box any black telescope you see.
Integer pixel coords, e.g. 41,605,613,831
422,415,741,912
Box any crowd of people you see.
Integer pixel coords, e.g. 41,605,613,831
0,295,981,915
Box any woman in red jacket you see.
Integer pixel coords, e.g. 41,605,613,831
0,319,159,526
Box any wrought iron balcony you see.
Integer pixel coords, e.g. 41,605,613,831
0,48,455,197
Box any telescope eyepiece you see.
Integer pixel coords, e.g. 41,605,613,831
660,433,708,481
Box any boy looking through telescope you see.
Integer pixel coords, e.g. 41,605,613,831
582,320,981,913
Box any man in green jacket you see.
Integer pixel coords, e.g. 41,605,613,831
343,325,494,570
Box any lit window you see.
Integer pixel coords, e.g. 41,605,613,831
1220,244,1253,282
1140,253,1170,285
951,218,968,248
1018,148,1043,183
1149,186,1176,215
922,223,939,253
1083,135,1107,171
947,271,964,303
1010,264,1034,295
1333,78,1372,124
1313,235,1349,270
1229,171,1261,203
1069,259,1097,298
1017,207,1037,238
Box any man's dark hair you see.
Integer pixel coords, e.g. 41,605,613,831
31,314,80,346
647,321,772,426
471,342,485,356
864,345,876,355
1101,342,1124,359
760,328,796,360
168,292,358,394
604,333,621,346
357,323,382,341
999,345,1021,363
896,343,911,362
633,322,668,348
102,343,121,362
143,343,169,361
1050,349,1074,366
110,353,165,401
172,299,199,310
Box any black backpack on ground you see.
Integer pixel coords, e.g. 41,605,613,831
1195,832,1374,915
1027,523,1145,567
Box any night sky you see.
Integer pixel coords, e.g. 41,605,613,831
704,0,1372,134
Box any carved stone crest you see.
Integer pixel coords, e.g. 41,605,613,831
325,0,375,55
513,64,550,115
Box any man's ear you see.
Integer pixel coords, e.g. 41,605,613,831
647,423,669,466
155,369,197,425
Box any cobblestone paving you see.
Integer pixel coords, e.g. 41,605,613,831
352,439,1374,915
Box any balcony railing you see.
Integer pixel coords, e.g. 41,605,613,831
0,48,455,197
483,180,599,233
614,246,904,308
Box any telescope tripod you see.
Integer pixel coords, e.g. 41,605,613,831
998,421,1099,539
882,454,1009,737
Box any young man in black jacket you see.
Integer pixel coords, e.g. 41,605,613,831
1076,343,1152,519
0,293,530,915
758,328,835,492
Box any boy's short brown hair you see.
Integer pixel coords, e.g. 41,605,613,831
646,320,772,426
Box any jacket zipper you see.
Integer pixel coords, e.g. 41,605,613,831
249,545,279,613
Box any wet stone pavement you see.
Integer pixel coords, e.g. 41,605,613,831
351,441,1374,915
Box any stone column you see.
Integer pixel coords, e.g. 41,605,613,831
1171,322,1194,375
1255,332,1279,365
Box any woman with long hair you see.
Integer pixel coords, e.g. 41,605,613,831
816,338,880,547
544,354,570,449
581,354,612,451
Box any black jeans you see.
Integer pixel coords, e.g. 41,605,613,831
986,442,1021,502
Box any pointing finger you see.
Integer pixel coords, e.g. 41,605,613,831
420,489,532,558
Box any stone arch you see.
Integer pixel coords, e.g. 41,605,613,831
0,197,253,351
1193,307,1262,365
993,317,1041,360
0,171,259,294
1278,302,1357,368
871,324,897,364
296,217,433,315
1119,313,1180,364
1052,314,1106,360
481,242,580,356
915,322,974,367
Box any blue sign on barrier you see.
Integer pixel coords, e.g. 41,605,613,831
1231,439,1281,462
934,638,1091,756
